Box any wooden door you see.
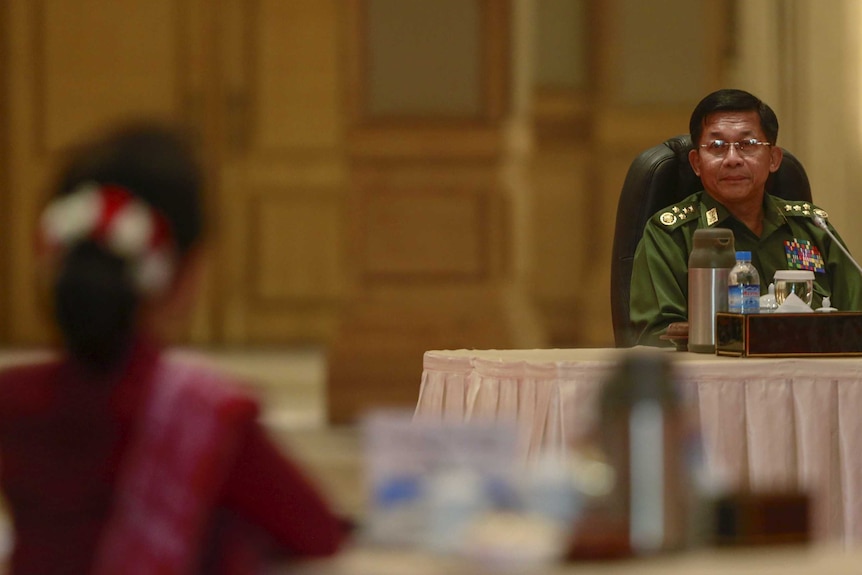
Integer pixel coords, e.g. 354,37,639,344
326,0,548,423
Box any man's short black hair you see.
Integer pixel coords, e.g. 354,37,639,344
689,88,779,146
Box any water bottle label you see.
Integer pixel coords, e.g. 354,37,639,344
728,285,742,313
742,285,760,313
729,284,759,314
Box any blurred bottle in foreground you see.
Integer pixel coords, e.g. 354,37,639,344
595,351,694,555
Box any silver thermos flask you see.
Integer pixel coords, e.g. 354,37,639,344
687,228,735,353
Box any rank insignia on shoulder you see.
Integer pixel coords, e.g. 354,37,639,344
658,202,698,228
783,202,828,220
660,212,677,226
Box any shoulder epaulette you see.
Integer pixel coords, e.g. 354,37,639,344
779,199,828,220
654,200,699,231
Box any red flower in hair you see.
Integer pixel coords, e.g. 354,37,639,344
40,182,176,295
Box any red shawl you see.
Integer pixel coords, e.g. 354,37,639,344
92,358,259,575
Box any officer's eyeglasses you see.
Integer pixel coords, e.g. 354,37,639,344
699,138,772,158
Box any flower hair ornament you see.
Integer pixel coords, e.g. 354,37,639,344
39,182,175,296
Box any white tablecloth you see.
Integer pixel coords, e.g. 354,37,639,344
414,347,862,545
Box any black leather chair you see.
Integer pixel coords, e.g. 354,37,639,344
610,134,813,347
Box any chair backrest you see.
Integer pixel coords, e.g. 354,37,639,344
610,134,812,347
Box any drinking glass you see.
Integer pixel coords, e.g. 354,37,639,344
773,270,814,306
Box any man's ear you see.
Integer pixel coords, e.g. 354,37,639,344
769,145,784,173
689,148,702,177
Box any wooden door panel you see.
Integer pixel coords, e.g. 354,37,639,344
359,187,490,279
253,192,345,302
38,0,181,151
217,0,347,344
253,0,342,150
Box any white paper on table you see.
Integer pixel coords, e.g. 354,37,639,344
775,292,813,313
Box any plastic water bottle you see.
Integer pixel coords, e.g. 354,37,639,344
728,251,760,314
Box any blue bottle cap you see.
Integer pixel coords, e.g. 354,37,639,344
736,251,752,260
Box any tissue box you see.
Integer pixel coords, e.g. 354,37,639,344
715,312,862,357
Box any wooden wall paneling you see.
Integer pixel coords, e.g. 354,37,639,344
243,187,345,341
328,0,545,423
0,4,9,341
6,0,56,344
252,0,343,151
349,0,508,126
216,0,347,344
213,0,249,342
252,192,344,302
347,161,511,302
181,0,219,345
37,1,182,149
364,0,483,119
4,0,198,344
528,144,594,345
579,0,732,347
361,191,488,279
483,0,511,121
529,0,593,346
346,0,508,158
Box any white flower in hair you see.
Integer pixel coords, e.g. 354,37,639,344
41,183,102,246
40,181,177,298
108,200,153,257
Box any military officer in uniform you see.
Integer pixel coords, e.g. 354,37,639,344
630,88,862,346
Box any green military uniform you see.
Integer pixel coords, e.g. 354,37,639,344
630,191,862,346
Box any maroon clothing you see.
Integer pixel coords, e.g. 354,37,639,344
0,338,345,575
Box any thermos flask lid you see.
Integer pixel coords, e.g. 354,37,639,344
689,228,736,268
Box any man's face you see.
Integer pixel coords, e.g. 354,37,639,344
688,110,783,208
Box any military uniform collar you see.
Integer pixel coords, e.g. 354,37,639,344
762,194,791,233
698,192,792,231
699,192,734,228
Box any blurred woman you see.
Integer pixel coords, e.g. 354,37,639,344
0,121,346,574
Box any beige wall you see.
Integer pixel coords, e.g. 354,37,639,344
730,0,862,263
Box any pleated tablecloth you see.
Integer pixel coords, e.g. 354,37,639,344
414,347,862,545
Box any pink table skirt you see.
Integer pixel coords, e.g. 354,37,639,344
414,347,862,545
